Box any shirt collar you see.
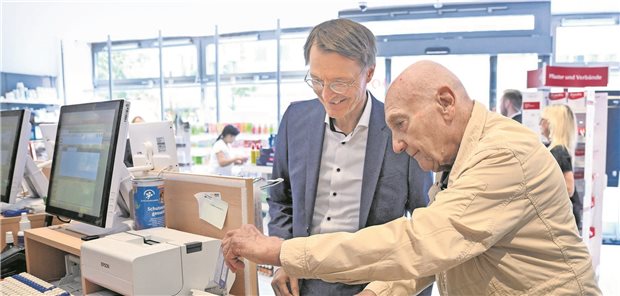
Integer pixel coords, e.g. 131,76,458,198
324,91,372,132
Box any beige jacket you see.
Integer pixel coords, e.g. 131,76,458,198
280,102,601,295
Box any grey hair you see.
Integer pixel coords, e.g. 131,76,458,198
303,19,376,69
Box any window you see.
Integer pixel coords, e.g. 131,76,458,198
280,80,315,116
162,45,198,78
95,48,159,81
219,82,277,127
94,88,162,121
280,37,308,71
162,86,202,123
218,39,277,74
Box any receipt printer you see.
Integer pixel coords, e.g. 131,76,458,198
81,227,235,295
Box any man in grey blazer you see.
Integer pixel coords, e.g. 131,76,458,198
268,19,433,296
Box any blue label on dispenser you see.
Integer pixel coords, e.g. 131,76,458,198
133,178,165,230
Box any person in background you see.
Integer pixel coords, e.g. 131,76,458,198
221,60,601,296
267,19,432,296
124,116,146,167
540,104,582,232
500,89,523,123
132,116,144,124
207,124,247,176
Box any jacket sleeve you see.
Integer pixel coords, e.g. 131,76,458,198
407,158,433,212
365,276,435,296
280,148,529,283
267,108,294,239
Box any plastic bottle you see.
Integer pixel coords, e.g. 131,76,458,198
3,231,15,252
19,212,31,232
250,144,258,165
17,231,24,247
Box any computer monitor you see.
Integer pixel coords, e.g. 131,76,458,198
45,100,132,235
128,121,179,173
1,110,31,205
1,109,48,211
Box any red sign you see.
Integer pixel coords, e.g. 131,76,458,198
568,92,585,100
527,66,608,88
549,92,567,100
522,102,540,110
575,147,585,157
574,168,584,180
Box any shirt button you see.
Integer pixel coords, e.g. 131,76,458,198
336,168,341,172
327,217,331,221
333,192,337,196
341,142,345,145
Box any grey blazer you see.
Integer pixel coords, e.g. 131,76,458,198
268,95,433,295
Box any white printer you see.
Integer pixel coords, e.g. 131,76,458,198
81,227,235,295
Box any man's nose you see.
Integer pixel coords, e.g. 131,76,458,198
321,85,337,99
392,138,406,154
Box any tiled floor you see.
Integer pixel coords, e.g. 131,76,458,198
257,245,620,295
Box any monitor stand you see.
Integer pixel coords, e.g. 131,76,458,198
65,168,134,237
65,216,132,237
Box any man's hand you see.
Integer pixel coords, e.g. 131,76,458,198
354,290,377,296
271,268,299,296
222,224,284,273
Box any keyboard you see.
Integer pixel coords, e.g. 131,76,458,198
0,272,70,296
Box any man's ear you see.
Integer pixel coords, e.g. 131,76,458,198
437,86,455,120
365,65,376,82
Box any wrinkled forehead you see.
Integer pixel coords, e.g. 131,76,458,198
385,93,411,120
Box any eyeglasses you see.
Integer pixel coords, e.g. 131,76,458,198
304,69,364,94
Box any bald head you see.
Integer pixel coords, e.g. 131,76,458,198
385,60,474,172
387,60,468,108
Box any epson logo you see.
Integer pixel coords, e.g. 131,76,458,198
101,262,110,269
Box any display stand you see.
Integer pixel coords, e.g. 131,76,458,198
527,65,609,276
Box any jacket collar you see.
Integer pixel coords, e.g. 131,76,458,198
446,101,487,188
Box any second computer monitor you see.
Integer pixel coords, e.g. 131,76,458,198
45,100,130,233
0,109,31,205
129,121,179,172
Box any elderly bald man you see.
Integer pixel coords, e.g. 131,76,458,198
222,61,601,296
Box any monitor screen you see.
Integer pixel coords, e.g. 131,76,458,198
46,100,128,227
1,110,30,204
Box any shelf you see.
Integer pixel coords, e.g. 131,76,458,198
191,133,270,142
1,99,60,105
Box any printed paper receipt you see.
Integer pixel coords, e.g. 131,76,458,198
194,192,228,229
